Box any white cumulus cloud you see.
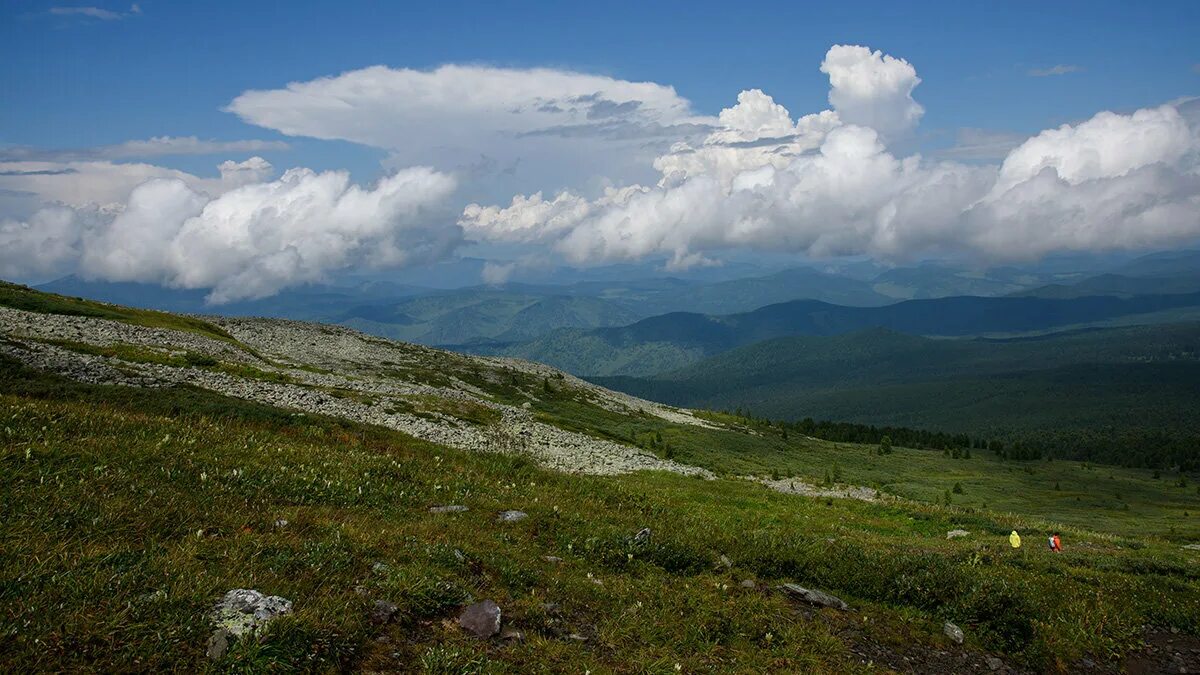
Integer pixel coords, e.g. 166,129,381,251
461,45,1200,267
226,64,713,195
1,163,459,303
820,45,924,141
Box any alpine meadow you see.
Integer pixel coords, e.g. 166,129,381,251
3,2,1200,673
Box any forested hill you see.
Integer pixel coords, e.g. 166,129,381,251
466,290,1200,376
594,323,1200,469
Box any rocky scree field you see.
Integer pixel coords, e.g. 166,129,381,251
1,281,1199,673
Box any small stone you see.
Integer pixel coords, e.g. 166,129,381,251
497,510,528,523
719,554,732,569
943,621,964,644
946,529,970,539
370,600,399,625
521,402,532,409
274,518,288,528
986,656,1004,671
543,556,563,563
567,633,588,641
429,505,468,514
372,562,391,574
458,600,501,638
206,628,231,660
499,626,524,641
453,549,466,562
633,527,651,543
777,583,849,610
739,579,756,589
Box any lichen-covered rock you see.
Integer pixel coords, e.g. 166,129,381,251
429,505,468,514
777,583,849,610
943,621,964,644
497,510,527,523
210,588,293,637
946,529,970,539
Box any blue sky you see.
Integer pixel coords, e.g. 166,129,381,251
4,1,1197,177
1,1,1199,299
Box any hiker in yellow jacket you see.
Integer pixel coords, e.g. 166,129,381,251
1009,530,1021,548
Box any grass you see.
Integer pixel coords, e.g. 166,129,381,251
525,393,1200,541
2,358,1198,671
0,280,236,344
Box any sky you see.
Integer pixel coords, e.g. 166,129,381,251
1,0,1199,301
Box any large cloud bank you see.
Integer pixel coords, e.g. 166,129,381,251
1,161,458,302
460,46,1200,267
4,44,1199,299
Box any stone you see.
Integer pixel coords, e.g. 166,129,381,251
543,556,563,563
458,600,502,638
206,628,231,660
274,518,288,528
739,579,757,589
370,600,399,625
453,549,466,562
497,510,528,523
943,621,964,644
946,529,970,539
633,527,651,543
499,626,524,641
986,656,1004,670
777,583,849,611
210,589,293,638
429,505,468,514
372,562,391,574
521,401,532,409
718,554,732,569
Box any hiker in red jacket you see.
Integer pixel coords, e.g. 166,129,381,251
1049,533,1062,552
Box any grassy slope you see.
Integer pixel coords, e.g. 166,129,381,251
3,361,1199,672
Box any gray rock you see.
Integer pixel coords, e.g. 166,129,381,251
497,510,528,523
370,600,399,625
371,562,391,574
429,505,468,514
210,589,293,637
206,628,231,660
943,621,964,644
458,600,502,638
739,579,757,589
777,583,849,611
633,527,651,543
543,555,563,563
1183,544,1200,551
718,554,732,569
499,626,524,641
986,656,1004,670
946,529,970,539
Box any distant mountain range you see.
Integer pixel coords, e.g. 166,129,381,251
463,291,1200,376
33,250,1200,352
